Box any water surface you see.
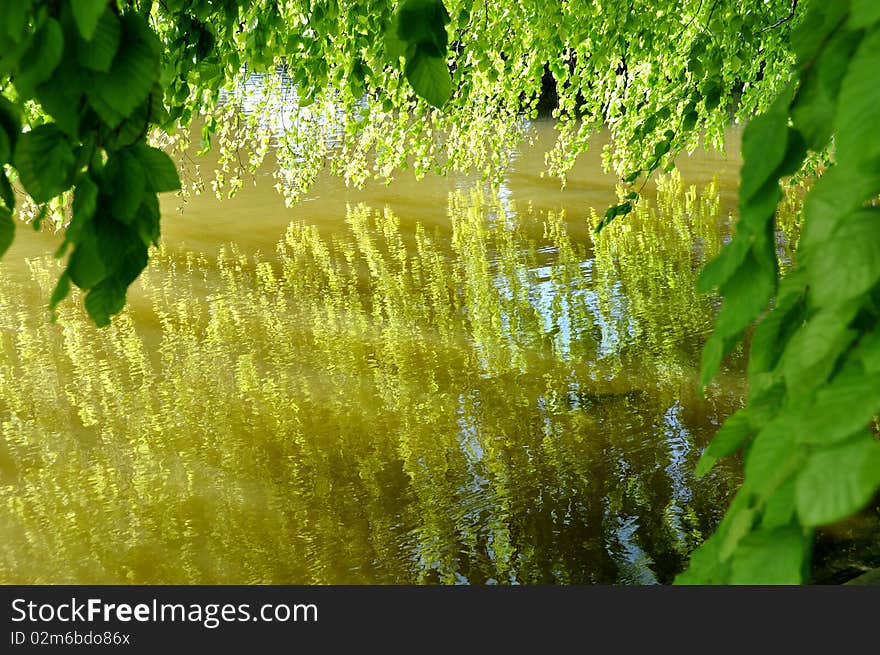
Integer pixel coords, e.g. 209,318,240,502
0,122,759,584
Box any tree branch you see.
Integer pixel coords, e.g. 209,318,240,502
762,0,798,33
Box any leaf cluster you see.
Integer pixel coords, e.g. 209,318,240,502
677,0,880,584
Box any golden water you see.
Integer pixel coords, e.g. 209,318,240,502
0,122,763,584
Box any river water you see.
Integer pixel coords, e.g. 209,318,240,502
0,120,773,584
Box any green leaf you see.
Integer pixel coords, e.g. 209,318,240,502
719,506,758,560
0,127,9,165
791,2,848,65
729,526,808,585
87,15,160,128
134,193,160,247
796,436,880,527
747,289,806,378
0,97,22,153
781,304,859,395
71,0,107,40
0,205,14,258
699,249,775,387
67,223,108,289
809,209,880,307
0,170,14,211
799,164,880,257
34,57,91,138
0,0,31,43
133,143,181,192
835,29,880,167
15,17,64,97
397,0,450,51
85,275,126,327
104,151,145,222
13,124,76,203
739,101,789,203
695,409,754,478
405,46,452,108
49,271,71,318
696,233,749,293
761,477,797,529
857,328,880,374
849,0,880,30
58,175,100,256
791,29,860,151
77,9,121,72
743,420,801,500
798,367,880,446
384,12,407,63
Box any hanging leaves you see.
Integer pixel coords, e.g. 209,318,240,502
386,0,452,108
679,2,880,584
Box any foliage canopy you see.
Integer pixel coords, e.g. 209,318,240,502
1,0,878,584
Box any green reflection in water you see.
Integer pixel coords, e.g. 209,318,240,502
0,173,794,584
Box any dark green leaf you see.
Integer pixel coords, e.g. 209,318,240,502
397,0,450,51
0,0,31,43
88,15,160,128
68,224,108,289
15,17,64,97
796,436,880,527
849,0,880,31
384,12,407,63
49,271,71,318
0,205,14,257
405,46,451,108
857,328,880,374
134,193,160,246
77,9,121,72
85,275,126,327
0,170,14,211
0,127,9,165
0,97,21,153
104,151,145,222
71,0,107,40
62,175,99,252
13,124,76,203
133,143,181,192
